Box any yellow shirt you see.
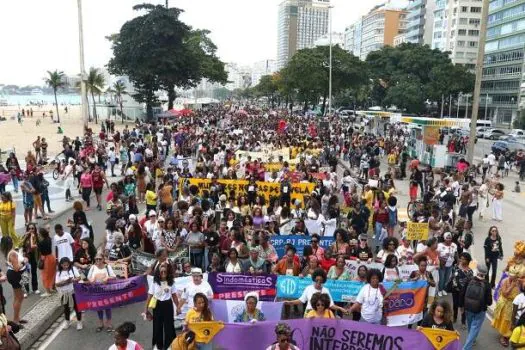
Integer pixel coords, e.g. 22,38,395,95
305,309,335,319
511,326,525,345
0,201,15,218
364,190,374,209
387,153,396,165
146,190,157,206
185,308,214,343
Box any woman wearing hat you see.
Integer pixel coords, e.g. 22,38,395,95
234,292,266,323
492,265,524,347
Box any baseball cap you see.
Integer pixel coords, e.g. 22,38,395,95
148,210,157,217
443,232,453,239
128,214,137,221
477,264,488,275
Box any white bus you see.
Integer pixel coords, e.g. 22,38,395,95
443,118,491,128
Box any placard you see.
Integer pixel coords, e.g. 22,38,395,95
407,222,429,241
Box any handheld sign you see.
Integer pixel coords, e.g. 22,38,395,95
406,222,429,241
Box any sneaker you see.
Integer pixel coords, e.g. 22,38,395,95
40,292,50,298
442,291,448,296
76,321,83,330
35,290,41,295
23,293,28,298
63,321,71,330
437,291,442,297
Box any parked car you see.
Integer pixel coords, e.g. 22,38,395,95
476,127,489,138
500,129,525,140
492,140,525,156
483,128,506,140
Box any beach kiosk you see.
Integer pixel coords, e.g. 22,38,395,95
400,117,470,169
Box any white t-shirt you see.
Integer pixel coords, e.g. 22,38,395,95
53,232,74,261
181,281,213,309
437,243,458,267
149,281,177,301
488,154,496,166
55,267,80,293
513,293,525,321
87,264,116,283
355,284,384,324
105,230,117,251
298,285,334,312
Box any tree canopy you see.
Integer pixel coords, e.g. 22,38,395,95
366,43,475,113
108,4,227,118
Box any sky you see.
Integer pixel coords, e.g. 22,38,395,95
0,0,407,86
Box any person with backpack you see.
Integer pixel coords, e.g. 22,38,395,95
462,264,493,350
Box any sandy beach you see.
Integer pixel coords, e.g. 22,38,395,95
0,104,127,160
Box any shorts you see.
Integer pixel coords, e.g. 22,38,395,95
33,194,42,208
93,187,103,195
6,269,22,289
23,196,34,209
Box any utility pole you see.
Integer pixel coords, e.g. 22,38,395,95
440,94,444,118
484,93,489,120
449,95,452,117
465,94,469,118
457,93,461,118
166,0,169,8
77,0,89,127
467,0,490,164
328,5,333,116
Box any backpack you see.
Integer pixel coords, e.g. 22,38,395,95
464,278,486,313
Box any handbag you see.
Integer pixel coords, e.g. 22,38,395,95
148,296,158,309
38,257,44,270
0,332,21,350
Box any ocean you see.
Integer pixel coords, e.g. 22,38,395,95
1,94,82,106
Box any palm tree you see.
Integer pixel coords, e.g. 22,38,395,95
112,81,128,124
86,67,105,124
44,70,65,123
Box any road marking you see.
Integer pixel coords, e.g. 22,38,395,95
37,312,75,350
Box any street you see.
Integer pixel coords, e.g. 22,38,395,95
29,139,525,350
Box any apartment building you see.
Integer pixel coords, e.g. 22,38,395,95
405,0,436,45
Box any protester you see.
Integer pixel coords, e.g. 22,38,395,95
420,299,454,330
144,262,178,350
305,293,335,319
484,226,503,289
0,193,17,247
185,293,213,350
234,292,266,323
463,264,493,350
350,268,385,325
449,252,473,328
55,257,82,330
38,227,56,296
265,323,300,350
0,236,26,327
87,252,116,332
109,322,143,350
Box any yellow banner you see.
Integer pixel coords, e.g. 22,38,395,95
419,328,460,350
265,163,296,173
188,321,224,344
407,222,429,241
179,178,315,203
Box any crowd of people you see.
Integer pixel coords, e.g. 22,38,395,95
0,106,522,350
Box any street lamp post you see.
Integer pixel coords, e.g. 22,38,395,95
328,5,333,116
77,0,89,127
465,94,469,118
467,0,490,164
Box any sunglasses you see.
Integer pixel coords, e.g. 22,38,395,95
311,240,318,243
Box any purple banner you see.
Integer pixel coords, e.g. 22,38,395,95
213,318,462,350
208,273,277,301
210,299,284,323
74,275,148,311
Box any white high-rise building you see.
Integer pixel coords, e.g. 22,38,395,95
277,0,331,69
432,0,483,69
225,63,253,90
405,0,436,45
252,60,278,86
344,20,363,57
312,32,344,47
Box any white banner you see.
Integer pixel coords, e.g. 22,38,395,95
344,260,434,280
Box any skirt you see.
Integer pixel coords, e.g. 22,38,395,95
42,255,57,290
493,295,518,337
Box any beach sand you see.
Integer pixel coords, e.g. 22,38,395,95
0,105,128,160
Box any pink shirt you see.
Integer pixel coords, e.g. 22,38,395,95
80,173,93,188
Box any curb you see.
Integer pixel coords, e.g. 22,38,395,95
18,294,63,349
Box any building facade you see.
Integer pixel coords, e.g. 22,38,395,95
481,0,525,126
344,20,363,57
405,0,436,45
277,0,331,69
251,59,278,86
432,0,483,68
359,5,408,60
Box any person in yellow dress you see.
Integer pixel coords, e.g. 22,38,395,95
0,192,18,247
493,265,524,347
304,292,335,319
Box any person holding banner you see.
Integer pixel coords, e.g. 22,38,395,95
265,323,300,350
184,293,214,350
234,292,266,323
144,262,178,350
283,269,348,316
420,299,454,331
349,268,385,325
109,322,143,350
87,252,116,332
107,232,132,278
305,293,335,319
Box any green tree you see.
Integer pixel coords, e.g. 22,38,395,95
44,70,65,123
283,45,369,113
366,43,475,113
112,81,128,123
86,67,105,124
254,75,278,108
108,4,227,117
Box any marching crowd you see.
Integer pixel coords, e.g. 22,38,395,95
0,106,522,350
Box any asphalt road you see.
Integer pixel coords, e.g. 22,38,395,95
38,143,523,350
